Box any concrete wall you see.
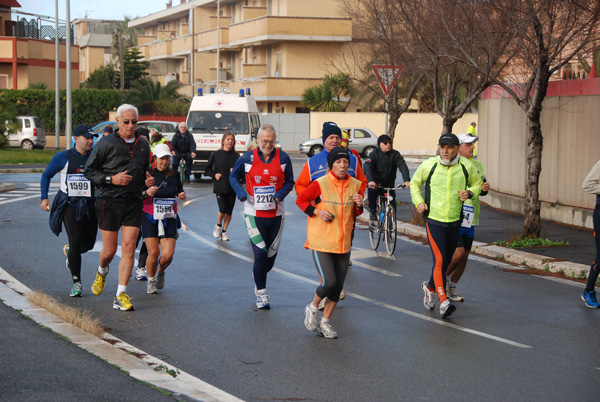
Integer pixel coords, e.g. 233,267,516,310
310,112,478,156
479,95,600,228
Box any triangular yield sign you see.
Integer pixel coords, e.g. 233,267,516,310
372,64,404,97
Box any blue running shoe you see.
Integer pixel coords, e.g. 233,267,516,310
581,290,600,308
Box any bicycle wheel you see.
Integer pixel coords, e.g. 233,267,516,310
369,206,381,250
180,161,186,184
384,206,397,255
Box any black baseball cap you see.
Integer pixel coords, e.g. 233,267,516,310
73,124,97,138
438,133,459,146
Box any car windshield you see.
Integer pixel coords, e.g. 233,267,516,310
188,112,249,134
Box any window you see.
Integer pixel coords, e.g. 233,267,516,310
355,129,371,139
24,118,31,128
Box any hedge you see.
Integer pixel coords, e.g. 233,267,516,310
0,89,122,134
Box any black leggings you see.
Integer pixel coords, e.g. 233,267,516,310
312,250,350,303
586,206,600,291
63,204,98,282
425,220,460,302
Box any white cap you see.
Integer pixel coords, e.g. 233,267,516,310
457,133,478,144
153,144,171,159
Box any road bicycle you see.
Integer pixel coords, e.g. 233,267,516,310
368,184,406,255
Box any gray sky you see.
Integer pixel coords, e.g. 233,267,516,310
16,0,170,22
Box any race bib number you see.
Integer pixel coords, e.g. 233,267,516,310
254,186,276,210
153,198,176,219
67,174,91,197
461,204,475,228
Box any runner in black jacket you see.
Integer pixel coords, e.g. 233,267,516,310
363,134,410,220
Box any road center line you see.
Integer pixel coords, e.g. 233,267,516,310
182,225,532,349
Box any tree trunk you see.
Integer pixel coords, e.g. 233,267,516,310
441,116,457,134
522,110,544,238
119,42,125,95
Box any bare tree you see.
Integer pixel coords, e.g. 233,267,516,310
448,0,600,238
398,0,515,134
340,0,424,142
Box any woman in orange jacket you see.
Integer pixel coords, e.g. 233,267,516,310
296,147,364,339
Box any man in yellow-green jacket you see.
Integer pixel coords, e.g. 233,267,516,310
410,133,482,318
446,133,489,303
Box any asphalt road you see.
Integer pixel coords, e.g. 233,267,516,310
1,156,599,401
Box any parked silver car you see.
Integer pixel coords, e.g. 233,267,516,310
298,127,379,157
4,116,46,149
137,120,180,141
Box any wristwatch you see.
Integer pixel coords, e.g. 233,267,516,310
105,175,112,184
468,190,473,199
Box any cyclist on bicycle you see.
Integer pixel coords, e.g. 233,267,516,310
363,134,411,222
171,122,196,183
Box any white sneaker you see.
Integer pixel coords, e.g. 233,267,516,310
318,298,326,310
221,231,230,241
135,267,148,281
213,224,222,239
421,281,435,311
339,288,346,300
304,304,318,332
316,321,338,339
448,285,464,302
147,278,158,294
440,299,456,318
256,290,270,309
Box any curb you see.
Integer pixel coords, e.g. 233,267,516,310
0,183,16,192
358,215,590,279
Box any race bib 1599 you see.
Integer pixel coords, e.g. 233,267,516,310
67,174,91,197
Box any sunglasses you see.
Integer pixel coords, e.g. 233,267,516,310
121,120,138,125
381,140,391,145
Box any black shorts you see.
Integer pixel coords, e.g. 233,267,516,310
216,193,236,215
140,212,179,239
96,198,143,231
456,226,475,251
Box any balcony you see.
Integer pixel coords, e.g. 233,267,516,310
172,35,193,56
223,77,323,99
241,64,267,79
147,40,172,60
195,28,230,52
228,16,352,48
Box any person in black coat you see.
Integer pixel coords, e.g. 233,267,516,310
205,132,240,241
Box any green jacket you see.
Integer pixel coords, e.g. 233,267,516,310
410,156,483,223
464,157,486,225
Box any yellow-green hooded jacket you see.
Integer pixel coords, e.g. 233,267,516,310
410,156,482,223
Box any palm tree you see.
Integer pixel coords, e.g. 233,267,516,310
302,73,355,112
112,18,138,95
126,78,185,103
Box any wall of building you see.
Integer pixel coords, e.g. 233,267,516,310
479,81,600,228
310,112,478,156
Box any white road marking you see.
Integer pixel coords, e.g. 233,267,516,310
182,225,532,349
0,194,40,205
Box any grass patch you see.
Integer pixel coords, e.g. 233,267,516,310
492,237,570,249
0,148,60,164
27,291,104,337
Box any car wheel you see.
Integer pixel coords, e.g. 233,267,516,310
309,145,324,157
363,146,375,158
21,140,34,150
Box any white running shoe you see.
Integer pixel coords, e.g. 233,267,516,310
440,299,456,318
318,298,326,310
304,304,318,332
213,224,222,239
448,285,464,302
221,231,230,241
421,281,435,311
339,288,346,300
135,266,148,281
256,290,270,309
316,321,338,339
147,278,158,294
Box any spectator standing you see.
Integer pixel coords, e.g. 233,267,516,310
581,160,600,308
171,122,196,183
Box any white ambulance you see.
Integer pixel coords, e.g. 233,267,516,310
186,88,261,175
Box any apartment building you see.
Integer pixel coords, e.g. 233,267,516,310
130,0,352,113
0,0,79,90
73,19,121,83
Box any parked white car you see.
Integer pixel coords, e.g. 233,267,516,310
298,127,379,157
137,120,180,141
4,116,46,149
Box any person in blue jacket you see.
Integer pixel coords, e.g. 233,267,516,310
40,125,98,297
